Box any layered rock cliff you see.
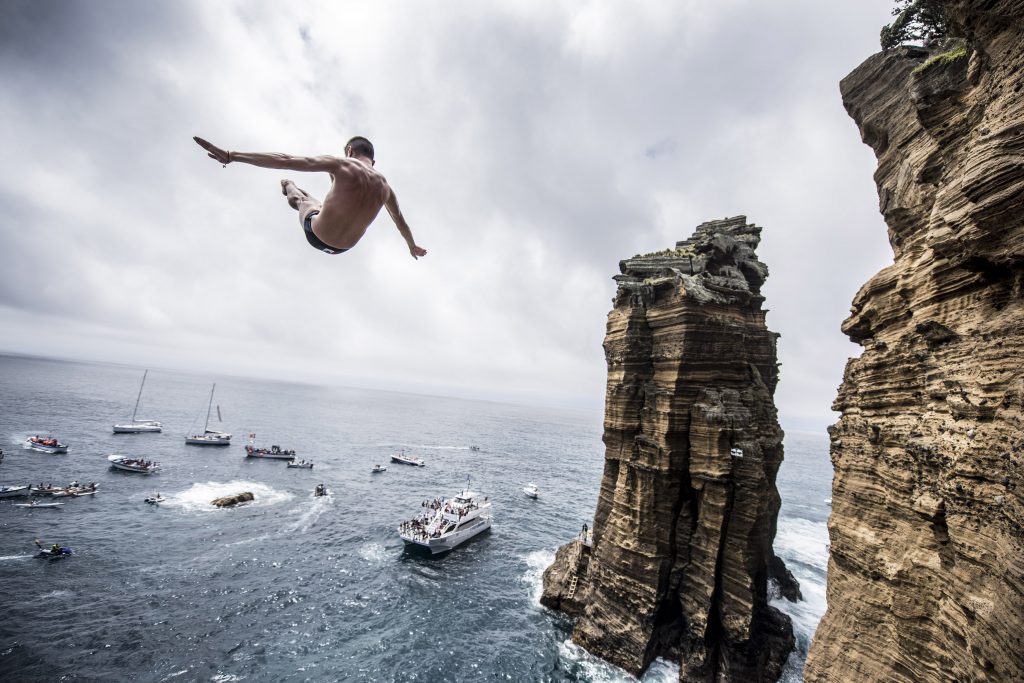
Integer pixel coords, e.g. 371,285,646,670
805,2,1024,681
542,217,799,681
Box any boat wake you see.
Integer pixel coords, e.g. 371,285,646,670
0,553,35,561
162,480,294,513
279,495,332,534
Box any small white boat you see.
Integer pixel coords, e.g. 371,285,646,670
185,384,231,445
371,464,387,473
26,436,68,454
107,454,160,473
144,494,165,505
286,459,314,469
391,450,425,467
14,500,63,509
0,485,31,498
113,371,162,433
522,482,539,499
398,489,492,554
30,484,63,496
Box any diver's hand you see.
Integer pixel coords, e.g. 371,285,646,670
193,136,232,165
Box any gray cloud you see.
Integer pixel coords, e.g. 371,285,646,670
0,0,896,428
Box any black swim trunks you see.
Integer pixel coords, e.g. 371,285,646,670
303,211,348,254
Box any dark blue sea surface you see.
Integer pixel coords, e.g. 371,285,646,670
0,355,830,682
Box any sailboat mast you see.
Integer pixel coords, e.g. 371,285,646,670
130,370,148,423
204,383,216,432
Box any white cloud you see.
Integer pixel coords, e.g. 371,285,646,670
0,0,896,429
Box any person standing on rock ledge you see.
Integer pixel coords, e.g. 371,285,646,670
192,135,427,259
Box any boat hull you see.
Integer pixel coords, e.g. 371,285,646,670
113,422,162,434
27,442,68,454
391,456,425,467
400,516,492,554
0,486,31,498
185,436,231,446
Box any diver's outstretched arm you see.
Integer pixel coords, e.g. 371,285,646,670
193,136,340,173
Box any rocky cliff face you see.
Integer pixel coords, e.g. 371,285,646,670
805,2,1024,681
542,216,799,681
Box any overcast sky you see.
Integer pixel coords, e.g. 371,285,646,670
0,0,895,431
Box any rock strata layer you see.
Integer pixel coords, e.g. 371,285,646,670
542,217,798,681
805,2,1024,681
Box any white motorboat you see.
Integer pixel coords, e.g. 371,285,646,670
144,494,165,504
0,485,31,498
522,482,539,499
26,436,68,454
30,484,63,496
371,464,387,473
113,370,162,433
286,459,314,469
391,450,425,467
398,489,492,554
245,443,296,459
107,454,160,473
14,500,63,509
185,384,231,446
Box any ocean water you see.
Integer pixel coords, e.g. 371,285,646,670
0,355,830,682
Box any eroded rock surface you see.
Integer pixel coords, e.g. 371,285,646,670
805,3,1024,681
542,216,797,681
212,491,255,508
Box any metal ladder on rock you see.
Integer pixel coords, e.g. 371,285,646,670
566,539,583,599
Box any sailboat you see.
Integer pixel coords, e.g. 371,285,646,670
185,383,231,446
113,370,162,433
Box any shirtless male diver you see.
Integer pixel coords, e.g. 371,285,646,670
193,135,426,258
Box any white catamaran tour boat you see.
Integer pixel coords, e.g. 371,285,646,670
398,488,492,554
107,454,161,473
113,370,162,433
390,450,425,467
185,384,231,446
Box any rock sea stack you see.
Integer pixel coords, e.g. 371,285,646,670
542,216,798,681
804,2,1024,681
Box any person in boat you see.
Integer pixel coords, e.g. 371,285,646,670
193,135,427,259
50,543,60,555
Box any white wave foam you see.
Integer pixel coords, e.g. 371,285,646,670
160,480,293,513
279,495,332,534
358,542,389,565
774,517,829,572
772,568,828,641
0,554,35,561
558,640,679,682
521,548,555,607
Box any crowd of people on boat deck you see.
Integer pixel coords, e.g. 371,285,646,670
30,436,62,447
399,516,450,541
